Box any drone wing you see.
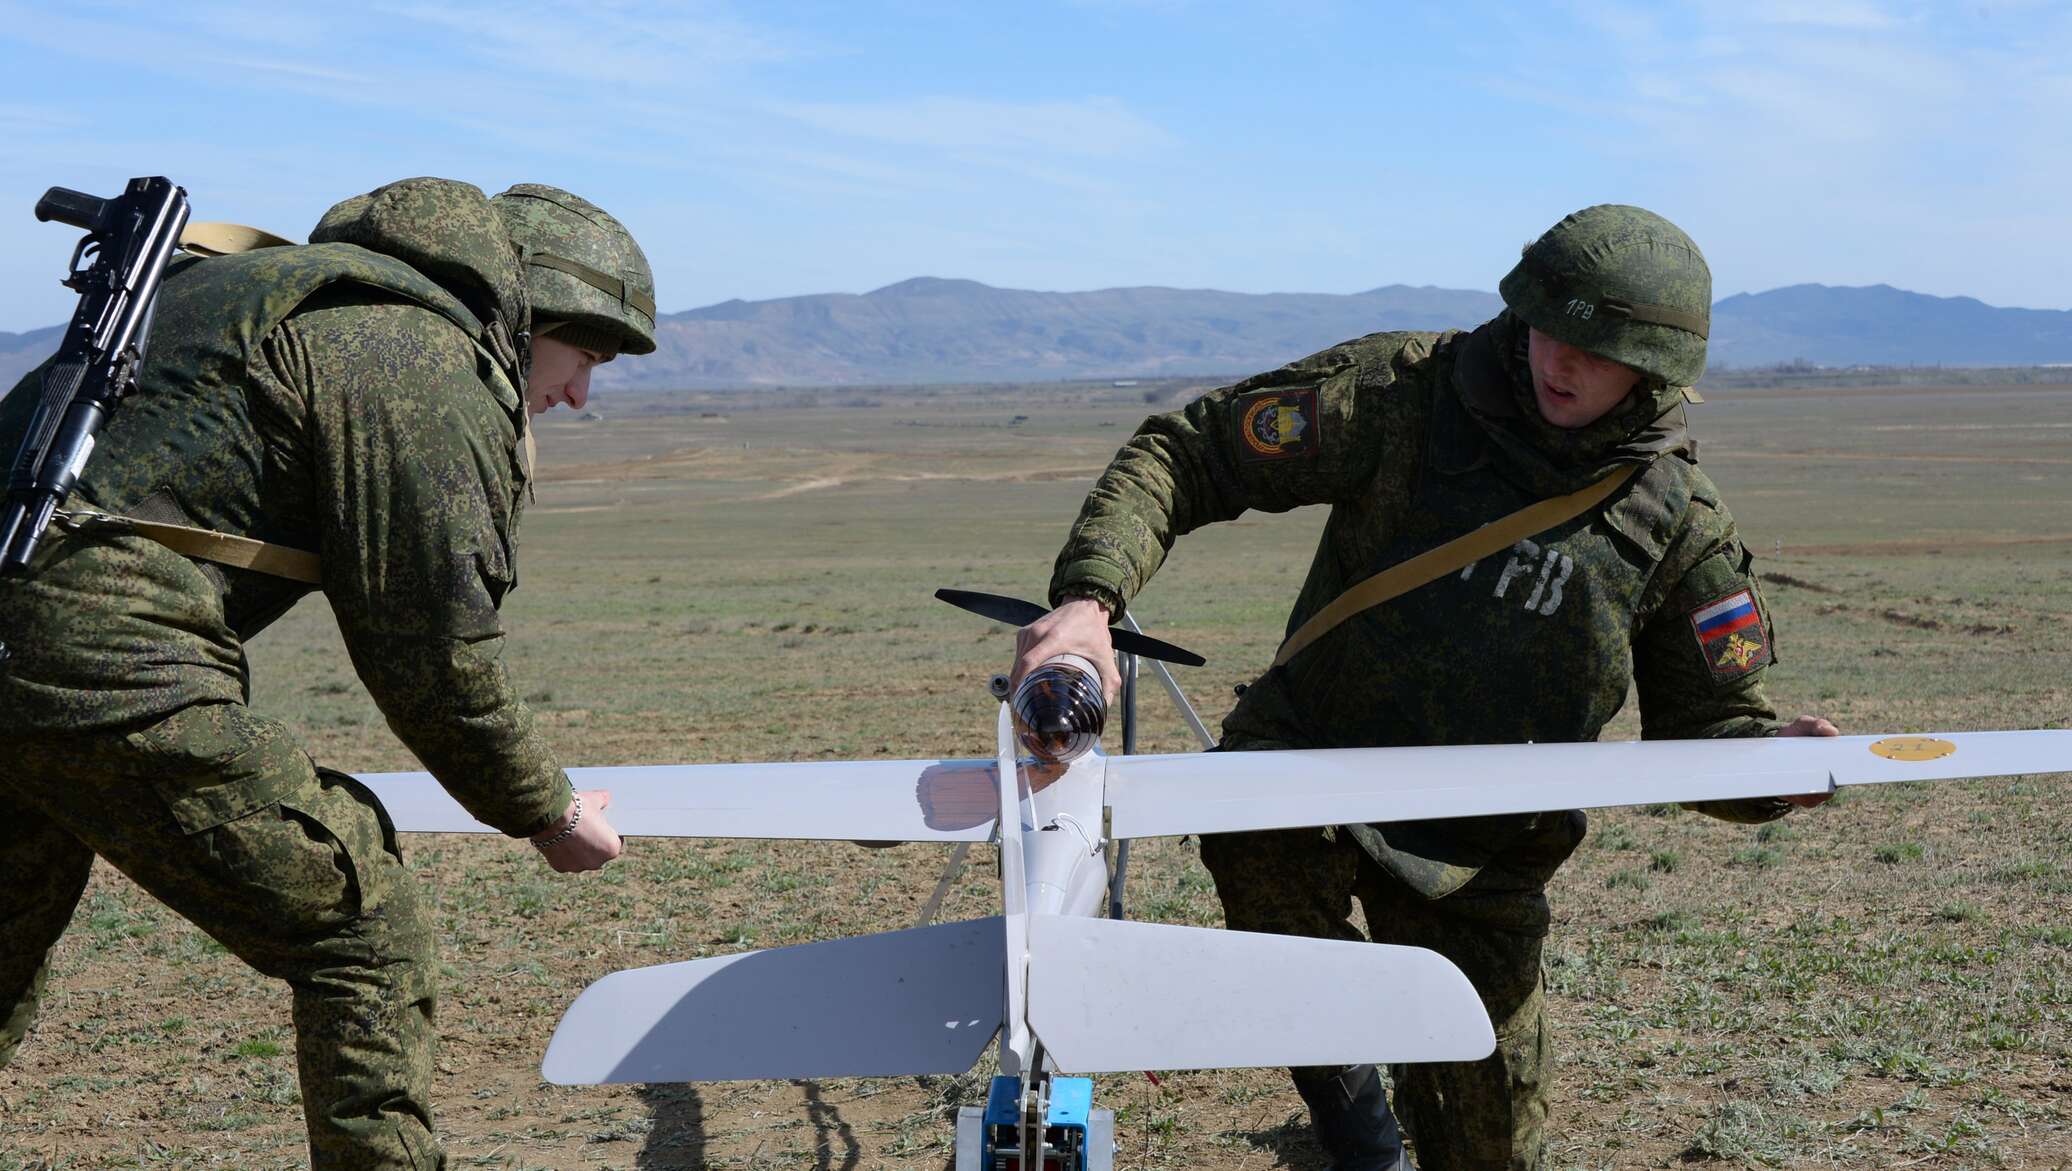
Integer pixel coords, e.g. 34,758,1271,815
542,917,1005,1083
357,758,1001,843
1104,730,2072,840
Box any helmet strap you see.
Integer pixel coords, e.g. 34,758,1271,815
524,251,656,319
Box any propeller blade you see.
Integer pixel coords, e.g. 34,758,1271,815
933,588,1207,668
934,588,1048,627
1110,627,1205,667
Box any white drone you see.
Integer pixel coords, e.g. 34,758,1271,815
358,590,2072,1171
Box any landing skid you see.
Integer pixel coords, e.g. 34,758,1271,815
955,1076,1114,1171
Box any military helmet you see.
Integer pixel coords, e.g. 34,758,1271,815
491,184,656,356
1498,204,1710,388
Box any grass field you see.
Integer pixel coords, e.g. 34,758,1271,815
3,379,2069,1170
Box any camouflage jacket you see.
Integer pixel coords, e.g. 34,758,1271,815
1050,313,1788,893
0,179,569,838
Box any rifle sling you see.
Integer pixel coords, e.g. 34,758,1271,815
1270,463,1639,669
57,508,321,585
177,221,297,257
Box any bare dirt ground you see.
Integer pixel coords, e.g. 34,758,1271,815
3,384,2069,1170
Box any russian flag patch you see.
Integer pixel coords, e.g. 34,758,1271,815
1687,588,1771,683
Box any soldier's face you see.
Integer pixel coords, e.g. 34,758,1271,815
528,335,606,416
1526,328,1642,429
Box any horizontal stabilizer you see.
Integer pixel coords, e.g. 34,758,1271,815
359,758,1002,842
1025,917,1493,1073
543,917,1005,1084
1106,731,2072,840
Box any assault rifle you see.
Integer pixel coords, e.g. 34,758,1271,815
0,176,190,576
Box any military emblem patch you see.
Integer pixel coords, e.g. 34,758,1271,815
1236,387,1319,461
1687,588,1772,683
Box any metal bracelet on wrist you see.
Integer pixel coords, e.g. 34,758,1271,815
531,792,582,849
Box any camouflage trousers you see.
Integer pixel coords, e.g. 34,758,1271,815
0,702,444,1171
1199,820,1575,1171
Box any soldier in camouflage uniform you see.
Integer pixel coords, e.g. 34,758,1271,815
1014,206,1836,1171
0,177,657,1170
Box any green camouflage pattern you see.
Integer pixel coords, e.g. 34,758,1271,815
0,178,565,839
1049,315,1784,824
0,177,566,1170
0,714,441,1170
1498,204,1711,389
1202,820,1575,1170
492,184,656,355
311,176,528,340
1048,305,1791,1168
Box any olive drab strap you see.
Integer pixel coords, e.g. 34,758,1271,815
177,221,298,256
525,251,656,318
54,508,322,584
1271,463,1640,669
1599,296,1709,338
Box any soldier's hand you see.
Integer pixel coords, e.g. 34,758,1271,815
1013,598,1120,704
1777,714,1841,808
535,789,624,872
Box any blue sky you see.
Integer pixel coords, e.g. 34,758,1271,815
2,0,2067,332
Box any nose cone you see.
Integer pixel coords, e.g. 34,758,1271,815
1011,659,1106,762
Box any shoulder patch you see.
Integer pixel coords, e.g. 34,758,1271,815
1236,386,1320,461
1688,588,1772,683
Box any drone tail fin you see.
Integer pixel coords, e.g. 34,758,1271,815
1025,916,1494,1074
542,916,1005,1084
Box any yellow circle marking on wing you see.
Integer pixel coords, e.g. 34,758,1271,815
1869,736,1956,762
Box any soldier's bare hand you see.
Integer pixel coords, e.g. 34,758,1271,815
1777,714,1840,807
1013,599,1120,703
536,789,624,872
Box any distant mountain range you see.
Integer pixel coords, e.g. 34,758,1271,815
1708,284,2072,369
630,277,1508,389
0,325,61,392
5,280,2070,393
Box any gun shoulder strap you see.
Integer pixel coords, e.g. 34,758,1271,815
1270,463,1640,669
178,221,297,257
55,508,321,584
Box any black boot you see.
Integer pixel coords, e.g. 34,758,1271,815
1292,1064,1415,1171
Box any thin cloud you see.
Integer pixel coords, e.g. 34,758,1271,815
0,103,82,136
1562,0,2070,305
774,96,1173,158
1740,0,1899,30
193,56,379,86
375,0,803,83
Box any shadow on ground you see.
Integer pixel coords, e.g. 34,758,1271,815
800,1080,864,1169
635,1084,706,1168
636,1081,867,1170
1225,1113,1327,1170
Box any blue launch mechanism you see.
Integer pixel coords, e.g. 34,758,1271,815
958,1075,1112,1170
